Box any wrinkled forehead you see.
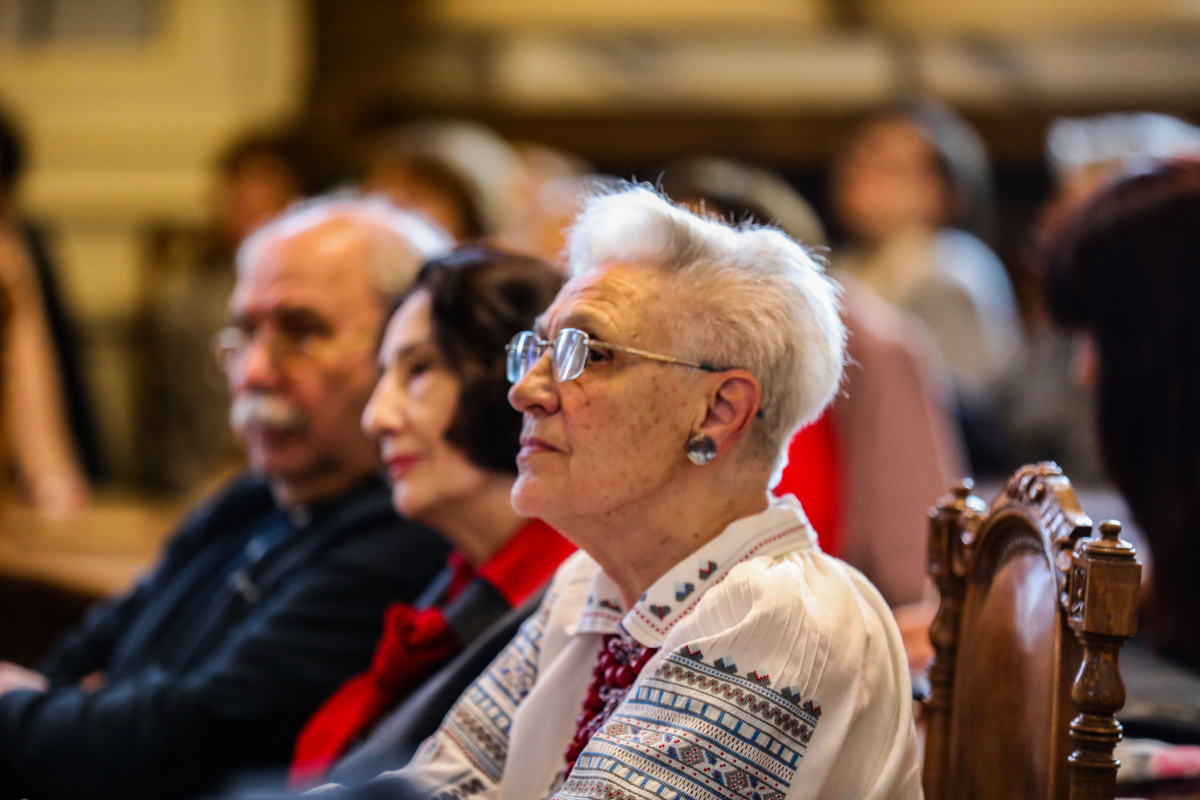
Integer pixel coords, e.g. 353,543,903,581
232,219,379,316
536,262,676,348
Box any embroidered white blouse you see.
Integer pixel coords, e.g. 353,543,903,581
395,494,922,800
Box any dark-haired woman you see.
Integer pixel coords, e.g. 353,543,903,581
288,246,573,786
1046,158,1200,673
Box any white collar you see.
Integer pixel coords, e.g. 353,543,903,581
571,493,816,647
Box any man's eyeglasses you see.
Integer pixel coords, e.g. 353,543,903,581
505,328,720,384
213,327,374,375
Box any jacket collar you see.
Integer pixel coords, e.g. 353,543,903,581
571,494,816,647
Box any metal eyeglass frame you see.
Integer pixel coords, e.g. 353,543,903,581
505,327,720,384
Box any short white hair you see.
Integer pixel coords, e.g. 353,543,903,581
237,193,453,302
566,185,845,478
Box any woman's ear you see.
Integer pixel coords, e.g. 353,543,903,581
696,369,762,454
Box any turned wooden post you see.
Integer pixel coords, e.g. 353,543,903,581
1065,520,1141,800
922,480,980,800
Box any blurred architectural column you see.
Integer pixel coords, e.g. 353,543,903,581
0,0,310,482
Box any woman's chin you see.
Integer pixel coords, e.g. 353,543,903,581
510,473,560,519
391,486,431,523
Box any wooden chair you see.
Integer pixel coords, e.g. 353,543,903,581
923,463,1143,800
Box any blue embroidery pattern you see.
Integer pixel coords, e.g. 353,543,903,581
441,599,548,781
554,649,821,800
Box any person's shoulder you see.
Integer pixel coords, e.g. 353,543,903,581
159,471,273,553
675,546,903,695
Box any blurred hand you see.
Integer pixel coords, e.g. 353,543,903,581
892,599,937,677
29,471,89,518
79,671,106,694
0,661,48,697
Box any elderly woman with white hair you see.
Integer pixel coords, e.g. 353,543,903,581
393,187,921,800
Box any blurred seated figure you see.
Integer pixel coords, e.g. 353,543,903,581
496,142,591,266
0,196,455,800
365,120,526,243
1002,113,1200,486
381,187,920,799
1045,159,1200,674
660,157,963,607
831,100,1023,474
287,246,574,787
138,126,315,493
0,108,93,513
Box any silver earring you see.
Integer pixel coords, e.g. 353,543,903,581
686,434,717,466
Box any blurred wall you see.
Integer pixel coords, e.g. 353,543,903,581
0,0,309,482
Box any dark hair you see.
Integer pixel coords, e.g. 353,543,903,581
400,245,563,473
0,106,25,193
374,153,486,240
1046,158,1200,669
218,127,318,195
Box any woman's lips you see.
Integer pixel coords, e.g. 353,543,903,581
518,437,560,459
386,454,422,479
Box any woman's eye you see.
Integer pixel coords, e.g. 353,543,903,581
588,348,606,363
407,360,433,379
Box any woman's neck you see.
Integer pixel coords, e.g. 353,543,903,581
558,468,771,609
423,473,526,569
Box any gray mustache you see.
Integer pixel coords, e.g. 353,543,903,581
230,393,307,433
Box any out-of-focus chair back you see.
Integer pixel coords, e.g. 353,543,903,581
923,463,1142,800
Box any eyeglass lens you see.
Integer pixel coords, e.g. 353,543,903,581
507,328,594,384
552,329,589,382
507,331,540,384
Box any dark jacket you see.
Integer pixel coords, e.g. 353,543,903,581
0,471,449,800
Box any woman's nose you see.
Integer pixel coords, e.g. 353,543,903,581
362,375,404,437
508,349,560,415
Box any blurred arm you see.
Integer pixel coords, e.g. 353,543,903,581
0,226,88,515
0,524,442,800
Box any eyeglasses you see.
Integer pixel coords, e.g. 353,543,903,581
505,328,720,384
213,326,374,375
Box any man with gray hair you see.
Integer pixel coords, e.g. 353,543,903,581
0,196,454,800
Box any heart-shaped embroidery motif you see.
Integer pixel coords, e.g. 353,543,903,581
675,582,694,601
698,560,718,580
648,604,671,620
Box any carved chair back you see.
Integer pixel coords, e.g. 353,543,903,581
922,464,1142,800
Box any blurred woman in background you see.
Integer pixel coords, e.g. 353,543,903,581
288,245,574,786
364,121,526,243
0,108,90,514
831,99,1022,474
1046,158,1200,673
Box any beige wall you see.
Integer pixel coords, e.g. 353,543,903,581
0,0,309,481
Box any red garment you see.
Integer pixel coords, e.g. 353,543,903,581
773,409,842,558
564,634,657,778
289,519,573,787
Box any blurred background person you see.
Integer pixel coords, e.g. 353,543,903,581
1002,113,1200,485
659,157,963,609
0,106,92,515
1045,159,1200,675
0,196,453,800
364,120,526,243
495,142,592,266
137,126,318,495
288,245,574,788
831,99,1023,476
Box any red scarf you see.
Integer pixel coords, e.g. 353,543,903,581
290,519,573,787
